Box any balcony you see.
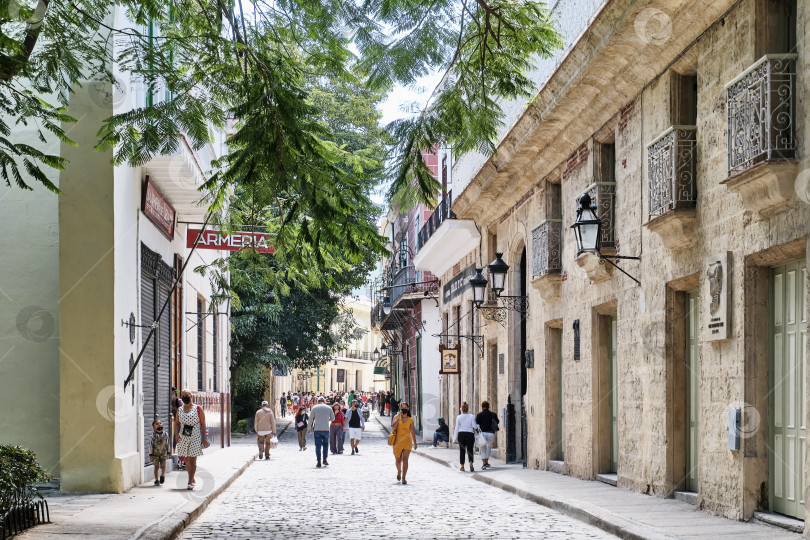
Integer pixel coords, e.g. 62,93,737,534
413,191,480,277
644,125,698,250
723,54,798,215
143,133,220,220
389,265,436,309
417,191,455,250
335,349,376,362
530,219,563,301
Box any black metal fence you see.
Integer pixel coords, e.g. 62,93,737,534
416,191,455,252
0,489,49,539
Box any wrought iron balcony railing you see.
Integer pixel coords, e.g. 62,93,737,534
531,219,563,279
727,54,797,176
336,350,376,361
647,125,697,221
389,265,434,305
417,191,455,252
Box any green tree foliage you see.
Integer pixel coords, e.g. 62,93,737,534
2,0,561,208
224,73,383,420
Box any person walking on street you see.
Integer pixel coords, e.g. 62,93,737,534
329,403,345,454
389,394,400,425
295,406,309,451
173,390,209,489
475,401,499,469
344,400,365,455
279,393,287,418
308,396,335,467
292,392,300,414
391,403,417,484
255,400,277,460
453,402,477,471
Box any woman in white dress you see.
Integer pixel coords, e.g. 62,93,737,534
173,389,209,489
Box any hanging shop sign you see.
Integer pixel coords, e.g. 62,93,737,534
142,176,176,239
705,251,731,341
439,344,461,375
187,229,275,253
336,369,346,383
442,263,476,303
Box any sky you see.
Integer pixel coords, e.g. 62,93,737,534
371,72,444,205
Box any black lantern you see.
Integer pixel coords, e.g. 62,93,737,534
570,193,602,256
381,343,388,356
487,253,509,295
469,268,488,306
382,296,392,315
373,348,380,362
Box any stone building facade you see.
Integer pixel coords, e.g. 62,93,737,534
417,0,810,530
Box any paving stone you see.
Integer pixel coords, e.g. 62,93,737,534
180,418,614,539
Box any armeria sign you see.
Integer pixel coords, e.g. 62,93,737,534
187,229,275,253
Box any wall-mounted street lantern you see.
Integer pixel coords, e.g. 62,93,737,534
373,348,380,362
382,296,392,315
487,253,509,293
570,193,640,285
469,269,489,306
468,253,529,319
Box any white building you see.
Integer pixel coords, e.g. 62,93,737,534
0,7,232,493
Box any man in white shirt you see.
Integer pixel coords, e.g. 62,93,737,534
254,401,277,460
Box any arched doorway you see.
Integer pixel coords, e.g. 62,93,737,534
507,244,528,464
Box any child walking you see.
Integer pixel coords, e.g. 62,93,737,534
150,419,170,485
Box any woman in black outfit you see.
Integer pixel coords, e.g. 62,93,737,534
295,406,309,451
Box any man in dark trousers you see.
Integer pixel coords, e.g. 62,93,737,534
279,392,287,418
389,394,400,425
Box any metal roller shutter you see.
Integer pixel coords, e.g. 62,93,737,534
141,244,174,466
141,273,156,466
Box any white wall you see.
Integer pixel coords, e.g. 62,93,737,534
450,0,610,196
419,303,442,440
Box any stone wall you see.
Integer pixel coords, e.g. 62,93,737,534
440,0,810,525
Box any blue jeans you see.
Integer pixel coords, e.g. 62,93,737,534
314,431,329,462
433,432,449,446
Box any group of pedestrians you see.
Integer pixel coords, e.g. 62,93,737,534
306,396,368,466
152,389,211,490
451,401,499,471
278,389,382,418
165,388,499,492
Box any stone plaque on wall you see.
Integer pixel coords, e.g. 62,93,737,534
705,252,731,341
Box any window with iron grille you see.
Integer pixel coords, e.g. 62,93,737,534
399,238,408,269
197,297,204,390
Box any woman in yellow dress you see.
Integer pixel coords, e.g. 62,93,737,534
391,402,417,484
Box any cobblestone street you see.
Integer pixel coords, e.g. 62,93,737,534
179,416,614,539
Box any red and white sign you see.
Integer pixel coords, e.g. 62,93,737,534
142,176,176,239
187,229,275,253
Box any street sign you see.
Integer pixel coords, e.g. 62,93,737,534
187,229,275,253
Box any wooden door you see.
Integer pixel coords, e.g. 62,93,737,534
770,259,807,519
609,316,618,473
685,289,700,492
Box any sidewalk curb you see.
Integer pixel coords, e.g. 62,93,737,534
140,419,293,540
373,416,672,540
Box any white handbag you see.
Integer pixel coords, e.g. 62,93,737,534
474,428,487,448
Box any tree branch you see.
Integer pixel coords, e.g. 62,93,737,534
0,0,50,82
